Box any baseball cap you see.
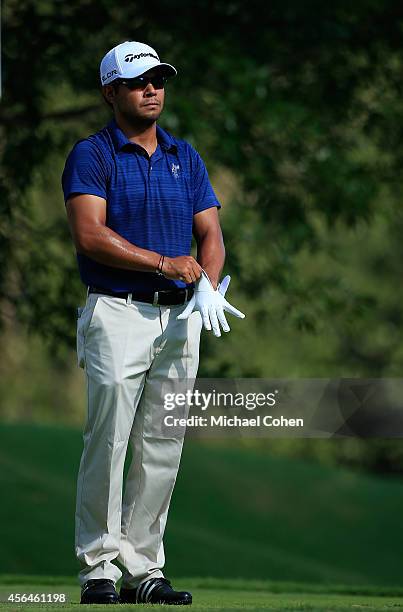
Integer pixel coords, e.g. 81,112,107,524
100,41,177,86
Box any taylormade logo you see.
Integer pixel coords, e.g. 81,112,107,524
124,52,159,63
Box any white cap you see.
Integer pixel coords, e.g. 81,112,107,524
100,41,177,85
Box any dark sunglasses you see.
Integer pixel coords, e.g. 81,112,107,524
117,75,167,90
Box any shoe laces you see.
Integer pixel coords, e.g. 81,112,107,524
82,579,114,593
157,578,172,587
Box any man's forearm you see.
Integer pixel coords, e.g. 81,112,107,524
196,231,225,289
78,224,160,272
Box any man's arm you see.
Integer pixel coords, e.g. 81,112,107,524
66,194,202,283
179,207,244,335
193,207,225,289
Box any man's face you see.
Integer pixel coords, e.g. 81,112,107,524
104,69,165,126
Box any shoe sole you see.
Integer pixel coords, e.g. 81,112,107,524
81,597,120,604
120,598,192,605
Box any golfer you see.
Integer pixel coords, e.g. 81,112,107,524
62,40,244,605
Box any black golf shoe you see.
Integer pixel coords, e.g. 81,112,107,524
80,579,119,604
120,577,192,605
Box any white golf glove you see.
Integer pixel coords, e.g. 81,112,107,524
177,270,245,337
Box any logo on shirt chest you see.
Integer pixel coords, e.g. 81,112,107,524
171,163,180,179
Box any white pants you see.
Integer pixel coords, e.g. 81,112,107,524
75,292,202,588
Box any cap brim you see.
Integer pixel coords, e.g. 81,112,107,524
138,63,177,78
115,62,177,82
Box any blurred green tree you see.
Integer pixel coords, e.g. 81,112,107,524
3,0,403,473
1,1,403,370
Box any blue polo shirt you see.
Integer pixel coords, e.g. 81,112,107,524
62,119,221,292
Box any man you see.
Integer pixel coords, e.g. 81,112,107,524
62,40,244,605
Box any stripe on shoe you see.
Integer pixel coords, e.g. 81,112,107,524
144,581,160,602
136,581,149,603
136,579,163,603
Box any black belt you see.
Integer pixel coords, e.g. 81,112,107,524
88,285,194,306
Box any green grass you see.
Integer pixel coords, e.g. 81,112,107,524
1,423,403,588
1,576,403,611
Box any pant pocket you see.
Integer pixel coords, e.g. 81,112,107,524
76,297,99,369
76,307,87,369
77,321,85,369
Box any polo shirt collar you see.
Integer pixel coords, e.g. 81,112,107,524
107,119,177,153
156,125,177,151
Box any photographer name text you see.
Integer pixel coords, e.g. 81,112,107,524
163,415,304,428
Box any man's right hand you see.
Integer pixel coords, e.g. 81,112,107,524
162,256,202,284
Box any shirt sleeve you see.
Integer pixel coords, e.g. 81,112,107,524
192,149,221,215
61,138,108,203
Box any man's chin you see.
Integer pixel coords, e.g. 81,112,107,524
141,108,162,122
123,109,162,127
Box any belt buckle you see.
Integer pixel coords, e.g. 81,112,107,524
153,291,159,306
184,289,188,303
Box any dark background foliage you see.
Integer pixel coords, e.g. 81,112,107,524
2,0,403,473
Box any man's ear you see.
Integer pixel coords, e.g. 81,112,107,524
102,84,115,105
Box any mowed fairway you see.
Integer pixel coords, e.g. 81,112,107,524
1,424,403,610
1,576,403,611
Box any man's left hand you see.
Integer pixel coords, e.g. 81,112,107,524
177,271,245,337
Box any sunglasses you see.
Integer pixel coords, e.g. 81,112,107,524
117,75,167,90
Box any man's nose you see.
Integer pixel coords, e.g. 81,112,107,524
144,83,157,96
